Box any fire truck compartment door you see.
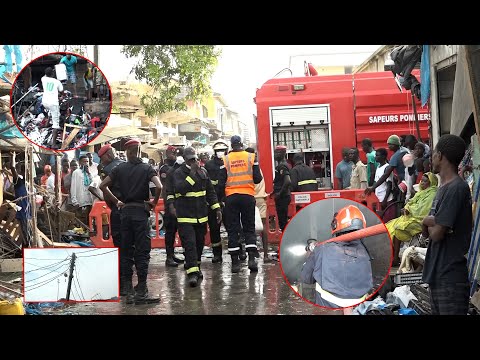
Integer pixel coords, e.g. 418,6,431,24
270,106,329,127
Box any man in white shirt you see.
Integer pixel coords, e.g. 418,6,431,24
41,67,64,149
70,155,94,224
374,148,396,223
46,170,56,194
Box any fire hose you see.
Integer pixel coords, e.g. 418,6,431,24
315,223,388,247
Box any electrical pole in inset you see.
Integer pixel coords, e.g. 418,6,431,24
94,45,99,66
66,253,76,301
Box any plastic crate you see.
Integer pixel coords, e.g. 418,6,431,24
393,272,424,285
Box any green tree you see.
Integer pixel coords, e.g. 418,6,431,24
122,45,221,117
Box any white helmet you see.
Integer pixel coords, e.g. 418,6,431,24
213,141,228,151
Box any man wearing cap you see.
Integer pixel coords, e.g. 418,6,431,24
272,145,291,232
97,143,125,249
205,141,229,263
167,147,221,287
365,134,408,198
100,138,162,305
159,145,184,267
218,135,263,273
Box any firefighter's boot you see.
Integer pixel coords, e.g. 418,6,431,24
134,281,160,304
165,255,179,267
173,255,184,264
231,254,241,273
121,277,135,304
248,251,258,272
212,245,223,264
120,277,134,296
187,272,200,287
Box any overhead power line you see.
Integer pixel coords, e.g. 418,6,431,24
76,249,118,258
25,262,70,283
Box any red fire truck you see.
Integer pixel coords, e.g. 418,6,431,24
254,69,430,243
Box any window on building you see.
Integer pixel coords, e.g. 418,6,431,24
202,105,208,119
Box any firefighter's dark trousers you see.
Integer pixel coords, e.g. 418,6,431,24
178,223,207,273
164,209,178,257
208,207,222,255
110,206,121,248
225,194,257,255
275,196,291,232
120,206,151,283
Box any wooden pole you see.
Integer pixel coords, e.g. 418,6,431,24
27,145,41,247
411,91,423,143
56,154,62,243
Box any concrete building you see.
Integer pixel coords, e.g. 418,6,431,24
111,81,241,147
353,45,396,74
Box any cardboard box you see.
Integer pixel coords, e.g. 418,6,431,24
55,63,67,82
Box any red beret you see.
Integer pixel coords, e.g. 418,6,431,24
275,145,287,151
124,138,141,148
166,145,176,152
98,144,112,157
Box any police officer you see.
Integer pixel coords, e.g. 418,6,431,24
98,143,125,249
272,146,291,232
300,205,373,308
100,138,162,305
159,145,184,267
204,141,229,263
290,153,318,211
167,147,222,287
219,135,263,273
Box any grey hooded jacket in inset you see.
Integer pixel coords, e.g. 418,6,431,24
300,239,373,305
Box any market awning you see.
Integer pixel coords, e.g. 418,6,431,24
88,126,150,146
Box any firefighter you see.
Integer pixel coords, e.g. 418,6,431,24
159,145,184,267
99,138,162,305
98,144,125,249
271,145,291,232
290,153,318,211
204,141,229,263
219,135,263,273
300,205,373,308
167,147,222,287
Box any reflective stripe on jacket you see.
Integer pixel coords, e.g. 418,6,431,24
169,164,220,224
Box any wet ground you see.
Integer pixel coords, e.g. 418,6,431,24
66,249,340,315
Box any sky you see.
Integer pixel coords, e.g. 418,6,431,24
23,247,119,302
20,45,381,140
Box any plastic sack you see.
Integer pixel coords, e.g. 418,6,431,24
255,206,263,233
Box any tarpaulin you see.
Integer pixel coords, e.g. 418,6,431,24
421,45,431,107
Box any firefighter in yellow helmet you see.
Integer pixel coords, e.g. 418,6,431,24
300,204,373,309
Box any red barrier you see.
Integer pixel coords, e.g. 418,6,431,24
89,199,211,248
266,190,380,244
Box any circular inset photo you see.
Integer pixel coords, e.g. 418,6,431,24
279,198,392,310
10,52,111,151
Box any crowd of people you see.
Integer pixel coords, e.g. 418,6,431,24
333,133,474,315
3,127,474,314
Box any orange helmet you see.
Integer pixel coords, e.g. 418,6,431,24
331,205,366,236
